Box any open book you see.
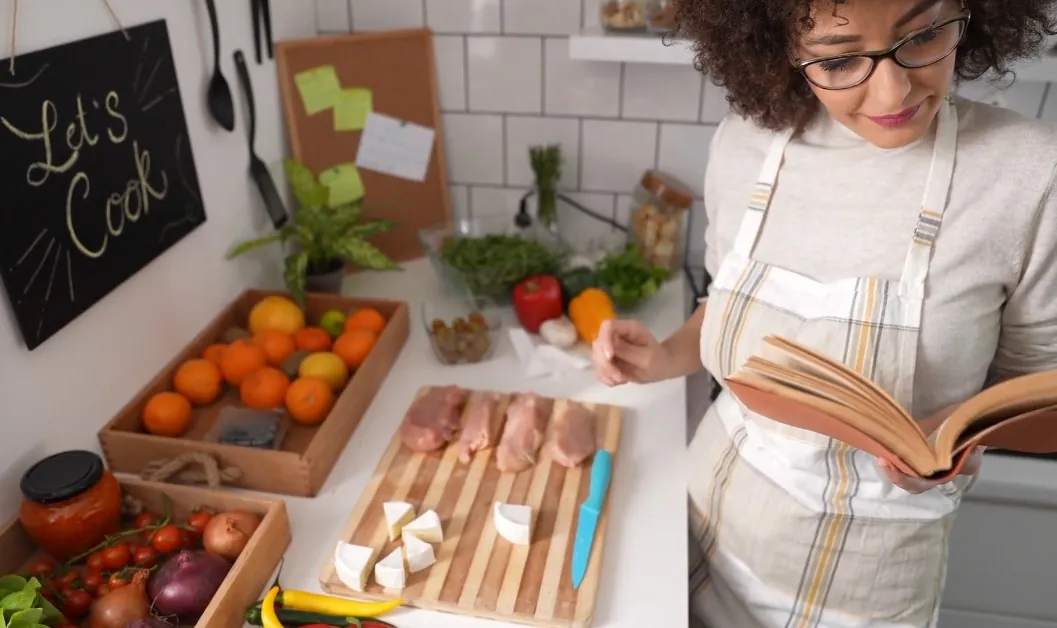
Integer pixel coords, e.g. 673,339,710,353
725,336,1057,481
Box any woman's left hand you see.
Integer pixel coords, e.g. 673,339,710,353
875,447,984,493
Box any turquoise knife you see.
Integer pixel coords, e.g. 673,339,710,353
571,449,613,589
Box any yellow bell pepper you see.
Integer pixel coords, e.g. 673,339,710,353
568,288,616,344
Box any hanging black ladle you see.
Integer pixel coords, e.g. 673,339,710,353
203,0,235,131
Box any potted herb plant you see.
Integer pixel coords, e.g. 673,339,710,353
227,159,400,303
529,144,563,231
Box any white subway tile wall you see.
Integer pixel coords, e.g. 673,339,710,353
315,0,1057,254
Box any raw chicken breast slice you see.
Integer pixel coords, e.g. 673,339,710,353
399,385,470,452
549,401,597,468
457,391,506,464
496,392,554,473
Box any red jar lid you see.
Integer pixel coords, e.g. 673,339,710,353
21,450,104,505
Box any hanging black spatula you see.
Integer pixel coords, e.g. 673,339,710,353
233,49,288,229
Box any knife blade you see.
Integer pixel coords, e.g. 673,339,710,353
571,449,612,589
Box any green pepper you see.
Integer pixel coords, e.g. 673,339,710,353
559,266,599,305
245,602,398,627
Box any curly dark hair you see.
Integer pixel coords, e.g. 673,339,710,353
674,0,1057,131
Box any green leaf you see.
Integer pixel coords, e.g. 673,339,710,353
7,608,42,627
1,579,38,612
283,158,329,210
334,238,398,270
0,576,25,597
348,219,399,240
34,594,60,622
284,251,309,305
226,231,285,259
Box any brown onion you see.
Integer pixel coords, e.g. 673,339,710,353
202,510,261,560
88,569,150,628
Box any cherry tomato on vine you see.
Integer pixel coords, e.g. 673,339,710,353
180,528,197,549
151,525,183,553
62,588,92,618
80,569,103,594
186,511,212,535
101,543,131,570
86,552,105,571
133,546,158,567
54,570,80,588
134,512,159,529
26,557,55,577
108,572,128,589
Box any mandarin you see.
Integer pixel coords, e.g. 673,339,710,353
172,359,223,405
254,330,297,367
285,377,335,425
344,307,386,335
219,339,268,386
294,327,332,352
142,391,193,437
239,367,291,410
201,343,227,367
333,329,377,369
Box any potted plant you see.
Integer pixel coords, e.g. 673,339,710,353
227,159,400,303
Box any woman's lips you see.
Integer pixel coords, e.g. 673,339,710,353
866,103,922,128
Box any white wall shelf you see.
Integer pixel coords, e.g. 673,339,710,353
568,27,1057,84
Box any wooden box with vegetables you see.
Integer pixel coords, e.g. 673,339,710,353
98,289,410,497
0,453,290,628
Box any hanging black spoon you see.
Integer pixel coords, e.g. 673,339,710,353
204,0,235,131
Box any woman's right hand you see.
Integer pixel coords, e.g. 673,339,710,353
591,319,670,386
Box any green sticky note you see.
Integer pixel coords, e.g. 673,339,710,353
294,65,341,115
319,163,365,208
333,88,373,131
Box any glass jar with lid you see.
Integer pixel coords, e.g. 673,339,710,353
598,0,661,32
19,450,122,560
627,169,694,272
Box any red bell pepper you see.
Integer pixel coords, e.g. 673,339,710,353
512,275,563,334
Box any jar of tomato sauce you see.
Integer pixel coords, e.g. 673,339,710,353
19,450,122,561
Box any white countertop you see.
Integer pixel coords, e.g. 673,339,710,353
245,258,690,628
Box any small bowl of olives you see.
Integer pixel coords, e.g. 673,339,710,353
421,295,502,365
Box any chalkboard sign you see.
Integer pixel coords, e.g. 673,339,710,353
0,20,206,351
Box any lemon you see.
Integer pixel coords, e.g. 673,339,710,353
299,352,350,390
319,309,347,338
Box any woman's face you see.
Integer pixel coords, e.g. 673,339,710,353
796,0,964,149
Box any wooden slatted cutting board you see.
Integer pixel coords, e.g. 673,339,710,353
319,386,623,628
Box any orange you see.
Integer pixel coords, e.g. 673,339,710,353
344,307,386,335
254,330,297,367
285,377,335,425
294,327,332,352
172,359,223,405
248,296,306,335
219,339,268,386
202,343,227,367
332,329,377,369
142,391,193,437
239,367,291,410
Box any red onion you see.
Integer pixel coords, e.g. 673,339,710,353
147,550,231,621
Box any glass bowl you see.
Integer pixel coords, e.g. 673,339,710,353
421,293,503,366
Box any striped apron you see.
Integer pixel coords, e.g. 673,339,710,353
689,100,967,628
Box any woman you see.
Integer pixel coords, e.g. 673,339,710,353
591,0,1057,626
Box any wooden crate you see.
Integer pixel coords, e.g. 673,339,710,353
0,477,291,628
319,387,623,628
99,289,410,497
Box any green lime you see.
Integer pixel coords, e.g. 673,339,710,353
319,309,347,338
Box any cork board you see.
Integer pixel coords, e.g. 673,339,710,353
275,29,451,262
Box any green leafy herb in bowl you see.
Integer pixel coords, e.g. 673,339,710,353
439,233,566,298
595,244,673,309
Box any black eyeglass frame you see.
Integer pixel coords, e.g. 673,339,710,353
793,11,971,91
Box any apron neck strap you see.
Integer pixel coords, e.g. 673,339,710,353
898,98,958,294
730,130,794,258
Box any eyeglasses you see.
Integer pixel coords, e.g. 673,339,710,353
794,12,971,91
